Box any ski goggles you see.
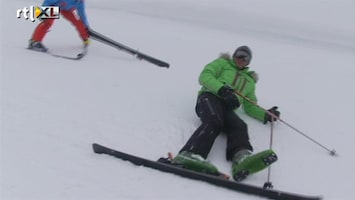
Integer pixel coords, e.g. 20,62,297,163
234,50,251,63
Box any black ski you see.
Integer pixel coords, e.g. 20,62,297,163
88,29,169,68
92,143,322,200
48,46,88,60
27,46,88,60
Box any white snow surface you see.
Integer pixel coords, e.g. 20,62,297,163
1,0,355,200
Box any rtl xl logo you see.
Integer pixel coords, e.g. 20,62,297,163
17,6,60,22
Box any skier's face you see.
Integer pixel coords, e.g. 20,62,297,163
234,57,249,69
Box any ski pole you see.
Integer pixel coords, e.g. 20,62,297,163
233,90,337,156
88,29,170,68
264,118,275,189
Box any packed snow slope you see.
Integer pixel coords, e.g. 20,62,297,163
1,0,355,200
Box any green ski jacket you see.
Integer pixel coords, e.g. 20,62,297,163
198,54,266,122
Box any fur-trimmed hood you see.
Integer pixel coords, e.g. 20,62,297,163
247,71,259,83
219,52,232,60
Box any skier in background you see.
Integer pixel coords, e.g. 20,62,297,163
28,0,90,52
172,46,281,181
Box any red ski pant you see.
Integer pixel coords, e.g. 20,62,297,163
31,9,89,42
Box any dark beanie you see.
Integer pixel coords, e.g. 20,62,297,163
233,46,252,64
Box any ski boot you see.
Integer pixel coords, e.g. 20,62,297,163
172,151,220,176
232,149,278,182
83,39,90,48
28,39,48,52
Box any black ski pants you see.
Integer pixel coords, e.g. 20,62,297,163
179,92,253,161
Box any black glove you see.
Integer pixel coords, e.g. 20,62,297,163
217,85,240,110
263,106,280,124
